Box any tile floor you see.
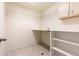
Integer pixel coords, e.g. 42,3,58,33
7,44,50,56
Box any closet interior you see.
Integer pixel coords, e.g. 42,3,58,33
0,2,79,56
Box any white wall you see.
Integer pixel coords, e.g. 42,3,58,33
0,2,5,38
0,2,6,56
42,3,79,32
5,3,42,51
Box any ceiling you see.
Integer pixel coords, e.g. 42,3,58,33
16,2,56,12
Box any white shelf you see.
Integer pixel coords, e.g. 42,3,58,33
52,38,79,47
32,29,51,31
60,14,79,20
52,47,73,56
33,29,79,32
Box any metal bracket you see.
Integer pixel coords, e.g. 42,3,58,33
0,39,7,42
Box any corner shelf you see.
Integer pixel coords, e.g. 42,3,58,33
60,14,79,20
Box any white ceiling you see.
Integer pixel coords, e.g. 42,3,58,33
17,2,56,12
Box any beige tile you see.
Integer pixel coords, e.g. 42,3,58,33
7,44,50,56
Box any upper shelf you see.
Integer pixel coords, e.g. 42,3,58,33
32,29,50,31
60,14,79,20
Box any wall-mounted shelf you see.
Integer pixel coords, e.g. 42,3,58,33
52,38,79,47
0,39,7,42
32,29,51,32
60,14,79,20
52,47,73,56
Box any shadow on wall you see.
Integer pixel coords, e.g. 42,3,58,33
32,30,41,43
61,17,79,25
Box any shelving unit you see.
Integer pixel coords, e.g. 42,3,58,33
50,31,79,56
51,38,79,56
50,37,77,56
33,30,79,56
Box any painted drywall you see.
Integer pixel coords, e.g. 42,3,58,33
0,2,6,56
0,2,5,38
5,3,42,51
41,3,79,46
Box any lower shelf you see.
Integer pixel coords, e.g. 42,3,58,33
52,47,73,56
52,38,79,47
